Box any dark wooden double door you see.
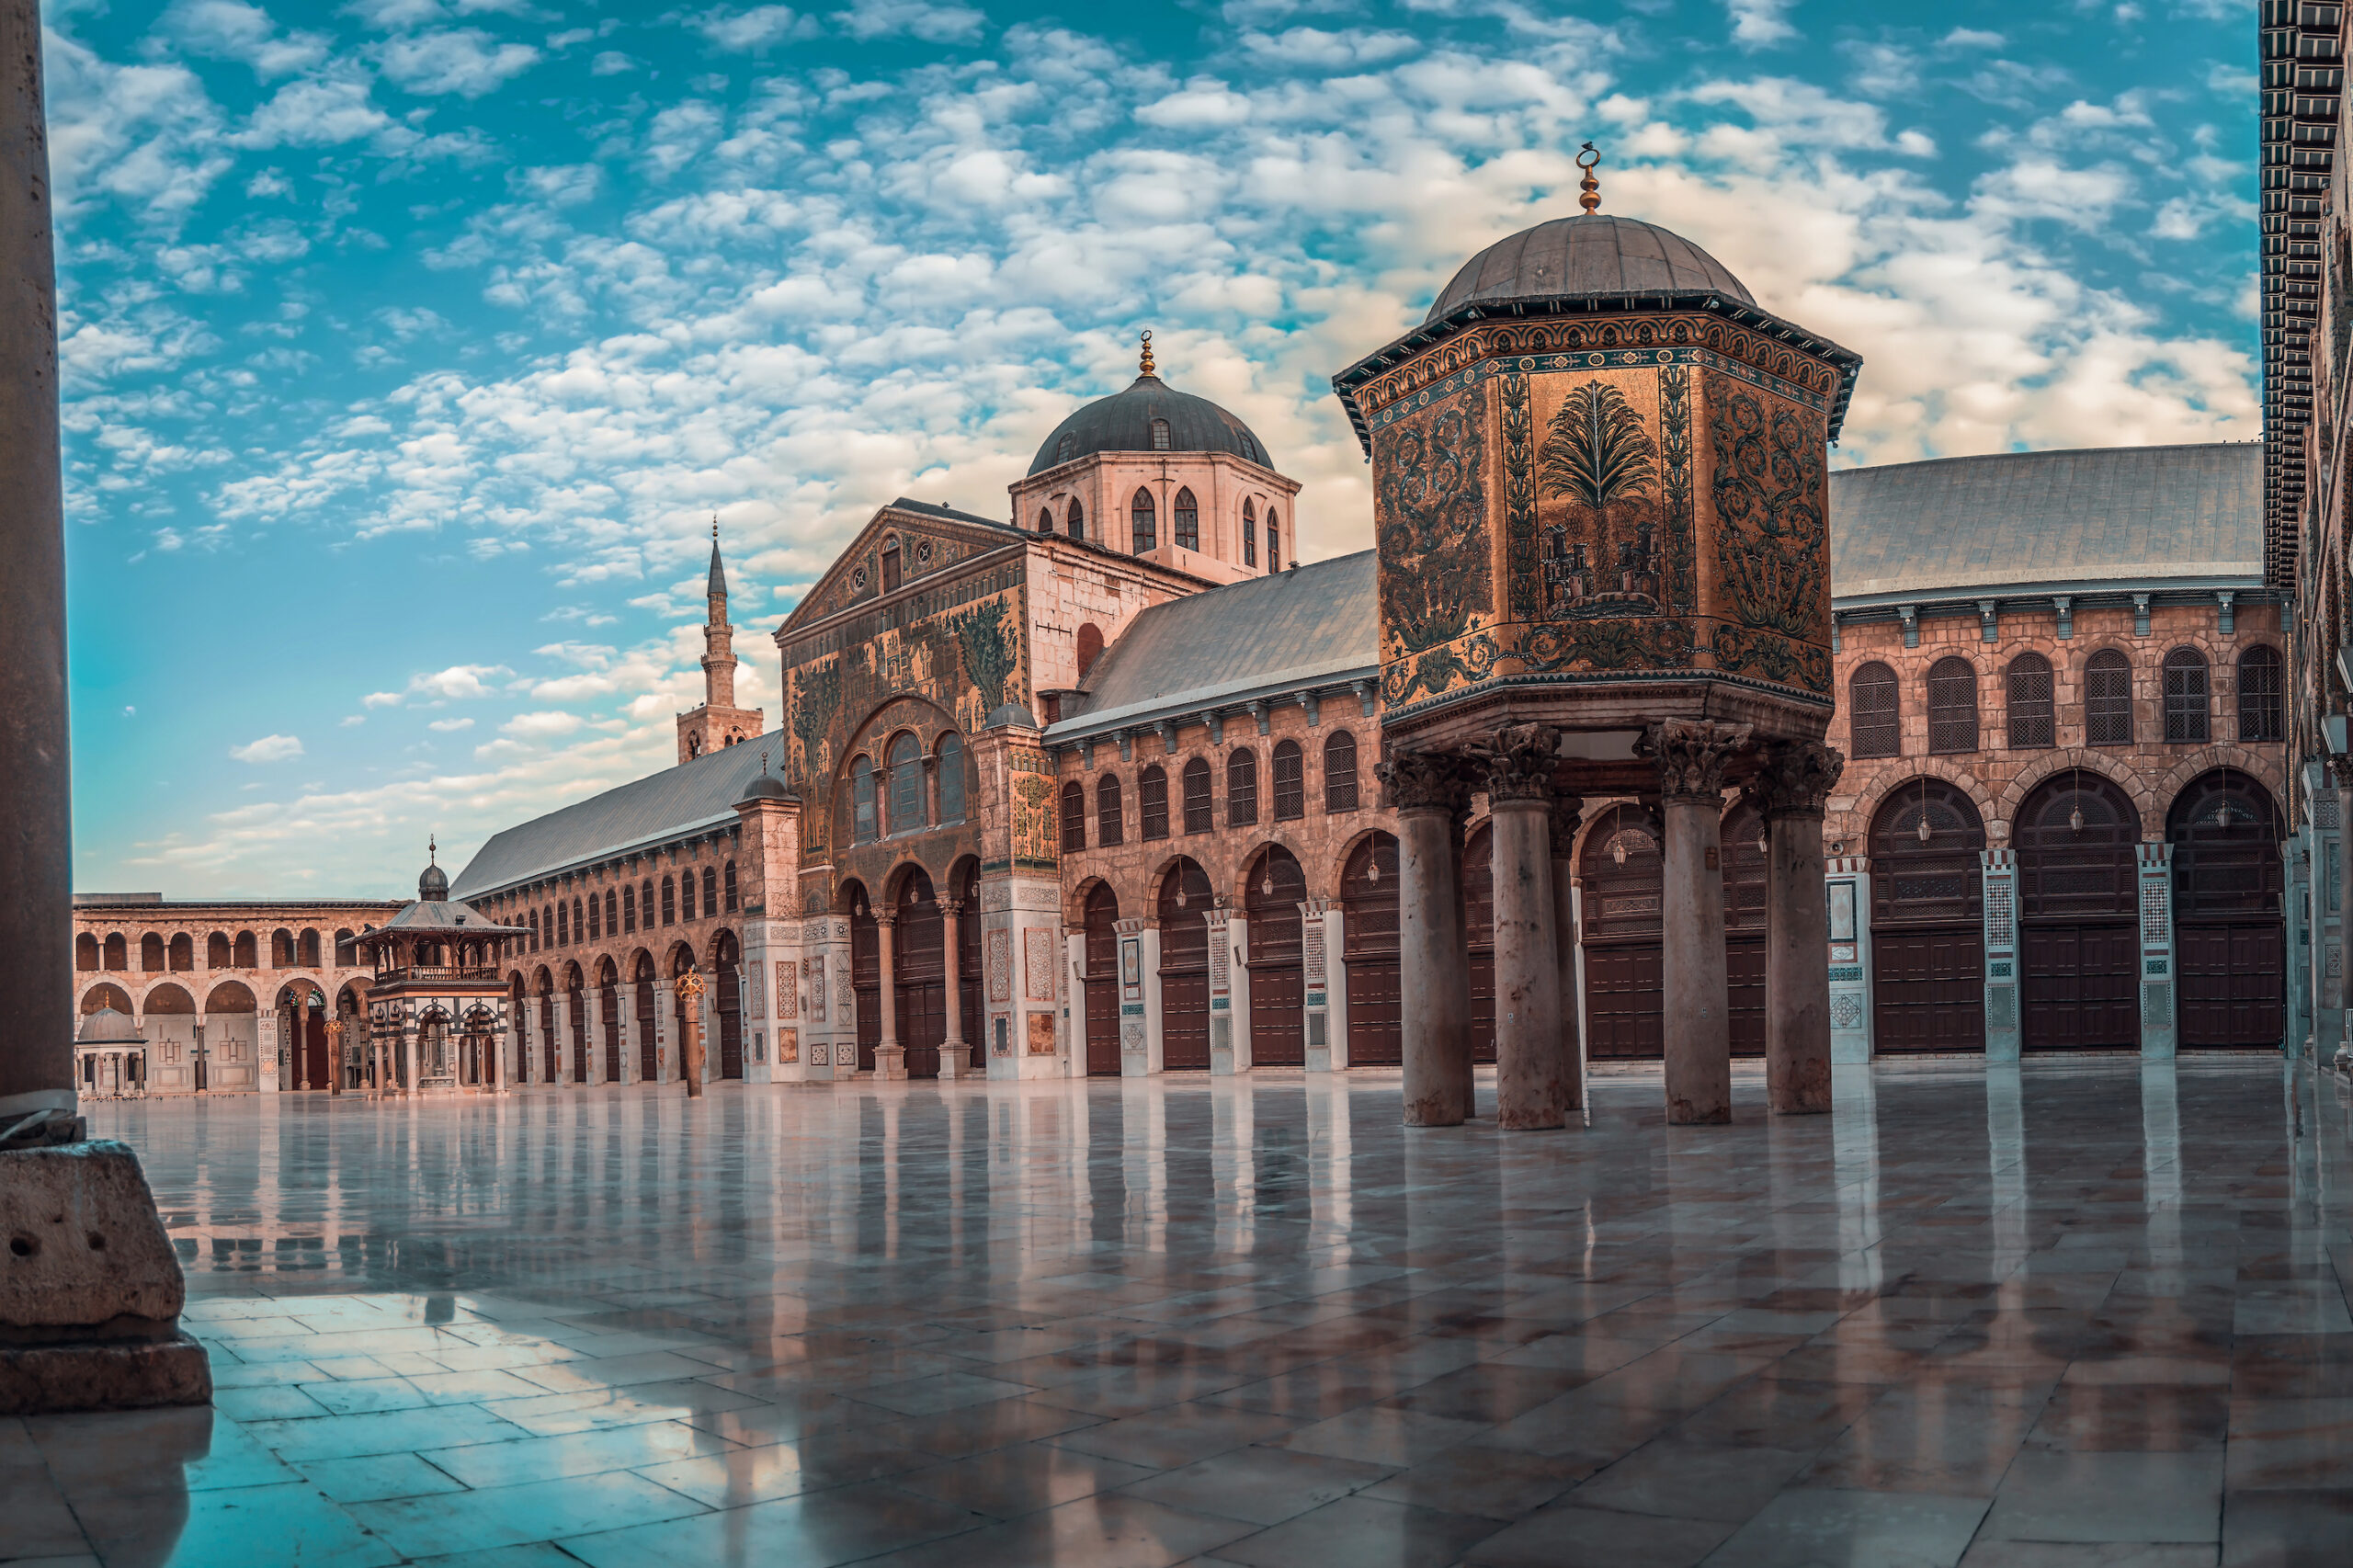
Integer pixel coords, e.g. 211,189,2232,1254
1084,884,1120,1075
1160,860,1212,1071
2017,775,2139,1051
1869,778,1985,1053
1246,848,1306,1066
1341,835,1401,1066
2169,769,2285,1049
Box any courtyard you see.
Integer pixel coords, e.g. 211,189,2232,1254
6,1059,2352,1567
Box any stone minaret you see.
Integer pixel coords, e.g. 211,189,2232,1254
676,522,765,765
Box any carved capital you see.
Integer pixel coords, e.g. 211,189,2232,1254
1472,722,1560,804
939,897,964,916
1548,792,1585,861
2331,755,2353,792
1751,740,1845,819
1637,720,1753,803
1377,747,1468,813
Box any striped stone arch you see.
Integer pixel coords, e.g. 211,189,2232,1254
1995,747,2158,838
1063,874,1118,928
1846,757,2002,850
2151,744,2287,823
1229,832,1318,903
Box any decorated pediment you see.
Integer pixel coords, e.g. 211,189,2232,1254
781,502,1024,633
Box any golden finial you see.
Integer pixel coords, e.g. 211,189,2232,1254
710,515,719,541
1577,142,1601,214
1140,329,1155,377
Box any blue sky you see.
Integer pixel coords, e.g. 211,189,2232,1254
58,0,2256,898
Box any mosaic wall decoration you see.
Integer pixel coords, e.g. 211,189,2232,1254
777,1028,798,1064
1027,1010,1058,1055
1023,928,1056,1002
775,960,797,1020
986,928,1013,1003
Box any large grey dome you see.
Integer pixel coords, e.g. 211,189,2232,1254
1029,374,1275,477
1426,214,1753,324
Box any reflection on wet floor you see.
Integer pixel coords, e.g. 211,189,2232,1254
7,1057,2353,1566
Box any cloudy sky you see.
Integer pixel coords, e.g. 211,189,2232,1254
59,0,2254,898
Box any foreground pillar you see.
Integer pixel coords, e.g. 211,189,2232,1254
680,971,707,1096
939,898,971,1077
1550,793,1585,1117
2338,762,2353,1057
1381,751,1472,1126
1756,741,1842,1115
0,1,209,1410
874,912,906,1080
1644,721,1750,1125
1483,725,1568,1130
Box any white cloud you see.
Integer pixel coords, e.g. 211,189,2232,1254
230,733,303,763
692,6,806,50
363,664,514,707
373,28,540,98
1725,0,1796,50
157,0,333,78
426,716,475,732
500,710,585,738
832,0,983,42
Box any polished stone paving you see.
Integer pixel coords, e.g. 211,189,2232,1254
6,1057,2353,1566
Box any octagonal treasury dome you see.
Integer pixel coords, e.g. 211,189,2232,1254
1426,213,1754,324
1029,372,1276,476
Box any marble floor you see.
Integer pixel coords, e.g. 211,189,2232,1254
6,1057,2353,1568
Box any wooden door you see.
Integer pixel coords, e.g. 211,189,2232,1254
1084,884,1120,1075
540,994,558,1081
2170,769,2286,1050
2022,924,2138,1049
957,867,983,1054
893,877,944,1078
1579,806,1665,1061
634,977,656,1079
1871,926,1984,1052
1342,835,1401,1067
852,906,881,1072
1158,859,1212,1070
1463,828,1498,1063
600,984,620,1081
1722,804,1768,1058
1246,847,1306,1066
716,960,745,1079
569,988,588,1082
302,1009,329,1088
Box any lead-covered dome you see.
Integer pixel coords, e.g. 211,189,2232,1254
1426,214,1753,324
1029,373,1275,476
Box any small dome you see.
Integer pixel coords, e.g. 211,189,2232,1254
418,860,449,902
1029,374,1274,476
1426,214,1752,324
985,701,1039,730
735,772,796,806
77,1006,145,1046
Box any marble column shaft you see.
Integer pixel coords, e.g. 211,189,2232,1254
1643,720,1751,1126
940,898,968,1076
2337,765,2353,1048
1381,752,1472,1127
1757,741,1843,1115
1482,724,1568,1130
875,912,905,1080
1550,795,1585,1117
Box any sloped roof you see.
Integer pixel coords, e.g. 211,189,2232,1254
1830,443,2262,602
1051,552,1378,737
449,733,788,899
1427,214,1753,323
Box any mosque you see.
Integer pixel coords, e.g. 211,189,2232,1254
73,192,2294,1096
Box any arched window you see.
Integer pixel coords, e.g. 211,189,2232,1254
1061,780,1086,852
889,733,925,833
682,870,699,922
2006,653,2054,749
1849,661,1898,757
1182,756,1212,833
1235,498,1252,563
1324,731,1358,812
701,866,718,916
233,931,256,967
1228,748,1259,825
1037,507,1053,533
722,862,737,913
1926,656,1978,754
622,884,637,933
175,934,197,971
881,540,903,593
529,909,540,952
556,903,569,947
74,933,97,971
1272,739,1305,821
937,733,965,823
2163,647,2211,743
852,756,878,843
1131,489,1154,553
1076,623,1104,679
661,875,676,926
141,933,164,972
1243,505,1257,566
1140,765,1169,840
605,889,618,932
573,899,585,945
2239,645,2283,742
207,932,230,969
1151,417,1170,451
1097,772,1124,847
1066,497,1085,542
641,880,654,927
2086,649,2133,745
1056,431,1076,463
586,892,601,940
1174,490,1199,551
1267,510,1279,569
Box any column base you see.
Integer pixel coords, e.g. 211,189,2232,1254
0,1331,212,1415
938,1044,972,1079
874,1046,908,1082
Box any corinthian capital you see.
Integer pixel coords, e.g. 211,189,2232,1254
1637,720,1754,803
1472,722,1561,804
1751,740,1845,819
1376,748,1467,813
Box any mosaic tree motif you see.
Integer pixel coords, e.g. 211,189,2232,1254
1537,381,1661,619
950,598,1017,716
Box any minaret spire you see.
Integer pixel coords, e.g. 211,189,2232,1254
676,519,762,764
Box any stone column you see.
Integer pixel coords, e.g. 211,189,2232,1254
652,978,676,1083
1549,792,1585,1116
1641,720,1752,1125
1753,740,1842,1115
2336,759,2353,1053
1379,750,1472,1127
874,913,906,1080
1479,724,1568,1130
938,898,970,1077
681,971,707,1097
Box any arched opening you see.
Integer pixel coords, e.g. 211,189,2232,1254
271,928,295,968
202,982,257,1092
712,930,745,1079
279,982,330,1091
142,983,194,1094
1158,858,1213,1070
140,933,165,972
298,928,322,968
1867,780,1985,1052
566,963,588,1084
1182,756,1212,833
233,931,257,968
1578,806,1664,1060
335,983,369,1089
103,933,127,971
207,931,230,969
1722,801,1769,1059
1340,834,1400,1066
1130,489,1154,552
1084,883,1120,1076
461,1005,497,1089
1061,780,1086,851
1134,489,1158,554
889,732,926,835
597,957,621,1083
847,881,881,1073
2237,645,2283,742
1097,772,1123,847
1065,496,1085,542
2017,769,2139,1050
1176,488,1200,551
1849,661,1898,758
1227,748,1258,826
953,861,982,1060
2006,653,2054,750
2085,649,2134,745
1926,656,1979,754
634,950,658,1081
1465,824,1498,1062
936,733,965,824
2169,770,2284,1049
1140,765,1169,841
2163,647,2211,744
1324,732,1358,812
74,933,97,971
891,873,944,1078
1076,623,1105,679
1271,740,1304,821
536,968,558,1083
1245,846,1307,1066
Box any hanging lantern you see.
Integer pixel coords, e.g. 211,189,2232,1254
1755,825,1769,856
1611,836,1628,867
2069,805,2085,835
1367,857,1381,883
1174,881,1188,908
1261,869,1275,896
1915,813,1932,846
